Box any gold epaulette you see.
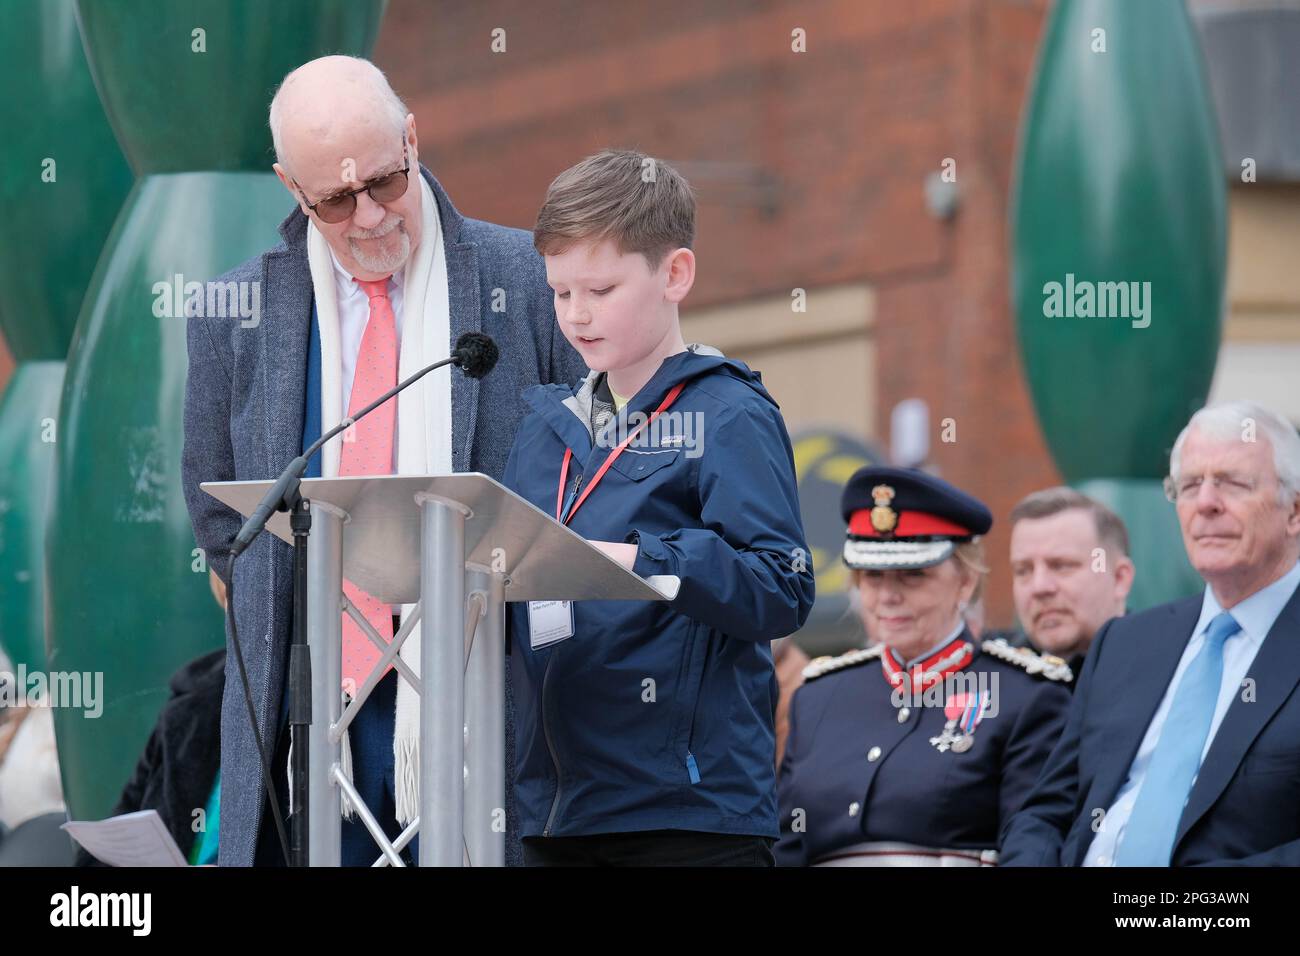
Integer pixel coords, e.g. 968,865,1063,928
980,638,1073,683
802,644,884,682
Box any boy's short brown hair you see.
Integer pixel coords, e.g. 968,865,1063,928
533,148,695,269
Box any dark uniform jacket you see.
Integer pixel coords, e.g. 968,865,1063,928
775,632,1071,866
991,628,1087,693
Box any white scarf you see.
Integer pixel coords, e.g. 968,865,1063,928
305,175,452,823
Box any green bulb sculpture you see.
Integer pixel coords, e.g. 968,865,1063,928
1012,0,1226,610
0,0,132,674
0,362,66,673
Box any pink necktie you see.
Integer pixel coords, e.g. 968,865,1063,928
339,276,398,696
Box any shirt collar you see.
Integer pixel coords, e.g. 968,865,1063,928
1193,559,1300,647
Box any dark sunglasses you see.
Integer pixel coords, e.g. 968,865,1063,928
294,140,410,224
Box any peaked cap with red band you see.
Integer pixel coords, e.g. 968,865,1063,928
841,466,993,570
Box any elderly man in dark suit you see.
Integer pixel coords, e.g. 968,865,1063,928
181,55,585,866
1001,400,1300,866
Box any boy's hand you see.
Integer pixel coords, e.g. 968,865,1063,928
589,540,638,571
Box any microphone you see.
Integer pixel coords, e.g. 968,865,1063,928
229,331,499,558
455,331,498,379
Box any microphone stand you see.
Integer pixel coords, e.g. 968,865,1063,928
287,489,311,868
228,335,496,867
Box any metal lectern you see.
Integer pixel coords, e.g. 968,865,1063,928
202,473,679,868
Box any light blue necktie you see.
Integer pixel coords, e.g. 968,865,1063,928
1115,611,1241,866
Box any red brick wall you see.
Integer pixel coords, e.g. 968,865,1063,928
374,0,1062,625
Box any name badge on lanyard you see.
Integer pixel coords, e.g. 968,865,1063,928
528,600,575,649
554,381,686,526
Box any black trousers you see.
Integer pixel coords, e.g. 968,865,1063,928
522,829,775,867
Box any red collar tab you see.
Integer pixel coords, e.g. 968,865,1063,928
880,636,974,692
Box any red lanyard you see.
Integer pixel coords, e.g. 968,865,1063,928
555,382,686,525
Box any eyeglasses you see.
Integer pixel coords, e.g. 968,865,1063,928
293,139,410,224
1163,472,1261,502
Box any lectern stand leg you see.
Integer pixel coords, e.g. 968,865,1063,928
464,567,506,866
417,494,467,867
306,501,346,867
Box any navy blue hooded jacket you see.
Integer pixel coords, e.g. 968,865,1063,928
503,346,815,840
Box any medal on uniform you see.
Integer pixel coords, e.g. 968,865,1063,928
931,689,987,753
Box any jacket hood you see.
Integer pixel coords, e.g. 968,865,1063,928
558,344,778,437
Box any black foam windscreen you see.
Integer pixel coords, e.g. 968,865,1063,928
453,332,499,380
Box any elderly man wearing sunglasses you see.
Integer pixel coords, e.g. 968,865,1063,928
181,55,587,868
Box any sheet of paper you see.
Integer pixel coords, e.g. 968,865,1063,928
645,575,681,600
62,809,189,867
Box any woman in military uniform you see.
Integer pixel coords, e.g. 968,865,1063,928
775,466,1071,866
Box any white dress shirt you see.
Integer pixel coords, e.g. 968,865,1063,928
1084,559,1300,866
